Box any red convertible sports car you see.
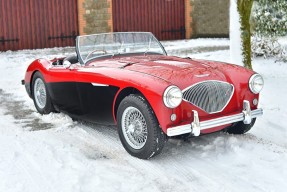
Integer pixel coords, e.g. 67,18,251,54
23,32,264,159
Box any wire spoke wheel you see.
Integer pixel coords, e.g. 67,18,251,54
121,106,148,149
32,72,54,114
33,78,47,109
117,95,166,159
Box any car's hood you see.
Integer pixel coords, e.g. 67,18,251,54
119,56,229,88
86,55,248,89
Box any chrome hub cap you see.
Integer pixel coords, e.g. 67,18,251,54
34,78,47,109
121,106,148,149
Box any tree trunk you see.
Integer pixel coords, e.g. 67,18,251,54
237,0,254,70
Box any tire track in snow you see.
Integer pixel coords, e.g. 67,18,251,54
0,88,54,130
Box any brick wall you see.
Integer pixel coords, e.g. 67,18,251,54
190,0,229,38
185,0,193,39
78,0,86,35
78,0,113,35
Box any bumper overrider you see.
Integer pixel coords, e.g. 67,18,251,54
167,100,263,137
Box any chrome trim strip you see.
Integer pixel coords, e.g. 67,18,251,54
167,100,263,137
91,83,109,87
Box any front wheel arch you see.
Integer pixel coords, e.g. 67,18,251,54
114,87,144,121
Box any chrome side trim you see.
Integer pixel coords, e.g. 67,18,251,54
167,100,263,137
91,83,109,87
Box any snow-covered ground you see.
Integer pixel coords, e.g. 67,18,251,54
0,39,286,192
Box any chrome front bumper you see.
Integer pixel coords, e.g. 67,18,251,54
167,100,263,137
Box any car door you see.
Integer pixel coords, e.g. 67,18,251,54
72,66,120,125
47,64,83,115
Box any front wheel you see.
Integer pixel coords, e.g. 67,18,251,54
32,72,54,114
117,95,166,159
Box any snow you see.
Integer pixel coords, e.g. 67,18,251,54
1,39,287,192
230,0,244,66
278,36,287,49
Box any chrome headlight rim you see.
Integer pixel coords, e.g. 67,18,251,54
249,73,264,94
163,85,183,108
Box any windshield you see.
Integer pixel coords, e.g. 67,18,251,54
76,32,167,64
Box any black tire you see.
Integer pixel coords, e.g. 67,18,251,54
226,118,256,134
117,94,166,159
31,72,54,114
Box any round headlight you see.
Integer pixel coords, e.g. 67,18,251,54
163,86,182,108
249,74,264,94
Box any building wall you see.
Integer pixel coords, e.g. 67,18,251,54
78,0,229,38
190,0,230,38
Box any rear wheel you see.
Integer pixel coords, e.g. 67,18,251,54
117,95,166,159
226,118,256,134
32,72,54,114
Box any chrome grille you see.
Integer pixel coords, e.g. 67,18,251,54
182,81,234,114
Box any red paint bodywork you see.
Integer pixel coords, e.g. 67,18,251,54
24,55,259,134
